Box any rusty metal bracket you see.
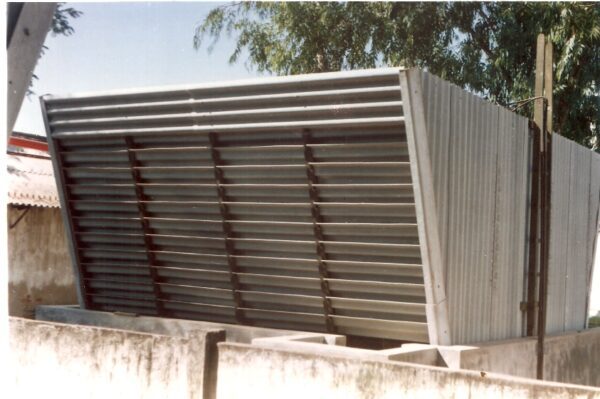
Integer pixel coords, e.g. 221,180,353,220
208,132,246,324
124,136,165,316
301,129,336,334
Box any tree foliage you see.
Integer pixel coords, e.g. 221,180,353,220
28,3,83,95
195,2,600,150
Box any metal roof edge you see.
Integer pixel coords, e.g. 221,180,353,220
41,67,407,103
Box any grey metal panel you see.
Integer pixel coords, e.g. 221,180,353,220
546,134,571,333
586,154,600,323
545,135,599,334
420,71,531,344
489,109,530,340
399,70,451,345
564,142,591,330
42,68,432,342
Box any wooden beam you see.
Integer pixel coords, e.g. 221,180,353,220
533,34,546,150
544,40,554,134
526,121,540,337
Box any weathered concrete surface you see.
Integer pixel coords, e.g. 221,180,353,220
9,317,224,399
8,206,76,317
216,343,600,399
249,326,600,388
36,305,343,344
454,328,600,387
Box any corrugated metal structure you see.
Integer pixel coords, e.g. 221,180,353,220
41,67,600,345
547,134,600,334
416,71,532,344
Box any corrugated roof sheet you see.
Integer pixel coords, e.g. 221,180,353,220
7,153,60,208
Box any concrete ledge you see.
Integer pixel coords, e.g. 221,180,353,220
452,328,600,387
36,305,342,344
10,317,224,399
216,342,600,399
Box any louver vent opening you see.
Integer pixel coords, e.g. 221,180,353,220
43,69,429,343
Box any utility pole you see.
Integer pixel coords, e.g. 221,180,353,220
533,33,553,381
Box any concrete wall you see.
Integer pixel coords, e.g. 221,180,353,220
455,328,600,387
8,206,77,317
9,317,224,399
18,307,600,397
216,342,600,399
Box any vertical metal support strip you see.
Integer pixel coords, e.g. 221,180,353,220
400,69,451,345
52,138,91,309
41,97,90,309
207,132,245,324
301,129,336,334
124,136,165,316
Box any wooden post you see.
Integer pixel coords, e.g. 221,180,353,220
534,34,546,150
533,33,553,381
544,40,553,134
528,34,546,337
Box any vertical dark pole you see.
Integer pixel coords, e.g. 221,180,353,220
527,34,547,339
526,122,540,336
536,36,553,381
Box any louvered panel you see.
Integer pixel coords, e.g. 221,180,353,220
159,300,236,323
89,296,158,313
43,67,433,342
332,316,428,342
48,86,401,118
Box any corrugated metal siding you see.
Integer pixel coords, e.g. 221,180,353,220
420,71,530,344
489,106,530,340
547,135,599,333
587,155,600,322
42,68,432,342
546,135,571,333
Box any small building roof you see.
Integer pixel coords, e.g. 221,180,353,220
7,134,60,208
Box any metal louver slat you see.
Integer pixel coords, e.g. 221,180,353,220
43,67,431,343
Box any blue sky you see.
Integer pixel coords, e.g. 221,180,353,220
15,2,265,134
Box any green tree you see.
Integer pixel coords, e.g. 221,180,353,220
194,2,600,150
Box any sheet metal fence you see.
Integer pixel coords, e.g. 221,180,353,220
418,71,531,344
547,134,600,333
